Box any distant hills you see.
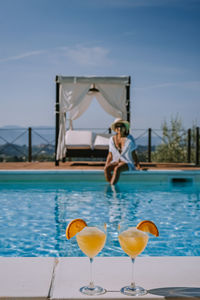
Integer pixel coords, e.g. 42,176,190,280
0,126,55,146
0,143,154,162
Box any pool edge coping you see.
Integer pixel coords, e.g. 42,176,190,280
1,169,200,174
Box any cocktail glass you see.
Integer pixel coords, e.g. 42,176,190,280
118,226,149,296
76,224,107,295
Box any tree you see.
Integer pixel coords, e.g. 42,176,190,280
152,115,187,163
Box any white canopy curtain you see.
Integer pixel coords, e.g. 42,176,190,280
56,76,130,161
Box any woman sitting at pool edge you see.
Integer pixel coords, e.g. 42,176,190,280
104,118,140,185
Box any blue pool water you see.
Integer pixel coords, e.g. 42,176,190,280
0,172,200,257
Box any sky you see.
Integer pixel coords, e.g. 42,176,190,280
0,0,199,131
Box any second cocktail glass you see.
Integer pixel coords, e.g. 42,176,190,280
118,226,149,296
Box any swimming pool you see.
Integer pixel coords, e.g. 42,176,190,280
0,170,200,257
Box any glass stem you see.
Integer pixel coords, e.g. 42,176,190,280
131,258,135,288
89,258,94,289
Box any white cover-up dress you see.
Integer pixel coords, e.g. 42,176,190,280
108,134,137,170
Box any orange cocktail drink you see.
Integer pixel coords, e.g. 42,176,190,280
76,226,106,258
118,227,148,258
118,220,159,296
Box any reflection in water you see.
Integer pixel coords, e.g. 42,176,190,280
104,183,141,231
104,184,123,226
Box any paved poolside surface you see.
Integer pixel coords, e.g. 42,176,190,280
0,257,200,299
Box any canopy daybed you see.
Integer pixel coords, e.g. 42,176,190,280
55,75,131,165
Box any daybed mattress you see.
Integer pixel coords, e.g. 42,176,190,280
93,133,112,150
65,130,92,149
65,130,112,150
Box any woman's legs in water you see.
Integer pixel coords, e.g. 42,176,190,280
110,161,129,185
104,162,118,182
105,161,129,185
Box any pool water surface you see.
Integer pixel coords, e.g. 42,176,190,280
0,176,199,257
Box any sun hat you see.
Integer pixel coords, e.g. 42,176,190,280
110,118,130,132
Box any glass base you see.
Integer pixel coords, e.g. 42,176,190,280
120,285,147,296
80,285,106,296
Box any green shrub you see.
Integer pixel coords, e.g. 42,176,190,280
152,116,187,163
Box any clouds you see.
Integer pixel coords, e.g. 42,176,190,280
61,45,112,67
135,81,200,91
0,50,46,63
0,45,112,67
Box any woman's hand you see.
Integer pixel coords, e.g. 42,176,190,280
135,162,141,170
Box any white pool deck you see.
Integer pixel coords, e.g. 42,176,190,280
0,257,200,299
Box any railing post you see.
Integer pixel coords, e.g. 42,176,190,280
28,127,32,162
126,76,131,123
187,128,191,163
55,76,60,166
196,127,199,166
148,128,152,163
126,76,131,135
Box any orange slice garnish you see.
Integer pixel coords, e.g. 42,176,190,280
136,220,159,237
66,218,87,240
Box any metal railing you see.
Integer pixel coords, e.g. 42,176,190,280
0,127,55,162
0,126,199,165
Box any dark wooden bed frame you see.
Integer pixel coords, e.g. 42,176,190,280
64,148,109,161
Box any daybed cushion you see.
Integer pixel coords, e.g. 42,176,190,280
65,130,93,149
93,134,113,150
